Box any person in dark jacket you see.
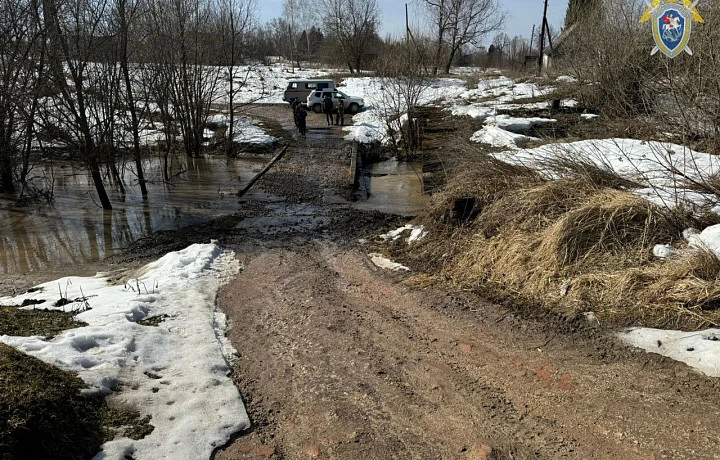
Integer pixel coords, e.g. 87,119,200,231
323,94,334,125
297,105,307,138
291,98,300,129
335,97,345,126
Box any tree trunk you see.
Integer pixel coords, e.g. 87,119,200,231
119,1,148,197
228,64,235,155
0,148,14,194
432,0,445,76
444,46,458,74
89,158,112,210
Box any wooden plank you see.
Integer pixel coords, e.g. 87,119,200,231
237,145,289,198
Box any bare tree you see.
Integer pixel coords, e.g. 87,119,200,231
217,0,255,154
565,0,602,28
114,0,149,196
297,0,320,60
41,0,115,209
374,40,431,159
0,0,44,194
423,0,505,74
282,0,301,69
322,0,380,74
148,0,222,158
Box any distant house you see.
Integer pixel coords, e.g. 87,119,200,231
542,23,579,69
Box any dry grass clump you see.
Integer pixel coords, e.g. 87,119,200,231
538,190,676,270
407,164,720,329
567,249,720,329
477,178,598,237
421,156,541,225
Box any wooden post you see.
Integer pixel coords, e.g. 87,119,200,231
529,23,536,54
405,3,409,43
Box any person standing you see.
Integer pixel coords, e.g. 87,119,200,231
335,97,345,126
323,93,334,126
297,105,307,138
291,98,300,130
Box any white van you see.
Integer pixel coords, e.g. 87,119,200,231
283,79,336,103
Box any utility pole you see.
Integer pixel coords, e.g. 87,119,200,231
406,3,409,43
529,23,536,54
538,0,549,72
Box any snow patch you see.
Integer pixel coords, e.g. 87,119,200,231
687,224,720,259
368,253,410,271
471,126,537,149
556,75,578,83
380,224,426,243
488,114,556,131
0,243,247,460
492,138,720,210
619,328,720,377
653,244,677,259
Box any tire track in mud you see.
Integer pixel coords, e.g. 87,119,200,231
215,244,720,459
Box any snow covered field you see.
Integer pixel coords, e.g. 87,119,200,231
0,243,248,460
493,138,720,210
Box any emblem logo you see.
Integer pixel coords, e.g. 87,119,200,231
639,0,704,58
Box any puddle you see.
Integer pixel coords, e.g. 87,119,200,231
0,155,267,275
354,159,429,216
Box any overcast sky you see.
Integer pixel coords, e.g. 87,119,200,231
256,0,570,45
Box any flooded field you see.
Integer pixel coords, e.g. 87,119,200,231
0,155,267,276
0,152,428,276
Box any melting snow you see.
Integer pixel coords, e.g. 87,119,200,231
368,253,410,271
619,328,720,377
0,242,248,460
471,126,537,149
380,224,426,243
492,138,720,210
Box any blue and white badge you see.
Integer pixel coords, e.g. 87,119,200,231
640,0,704,58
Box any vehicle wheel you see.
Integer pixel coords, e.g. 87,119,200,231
313,104,322,114
349,103,360,114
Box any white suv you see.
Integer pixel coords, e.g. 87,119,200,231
307,90,364,114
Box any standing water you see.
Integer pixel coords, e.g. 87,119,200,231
0,156,266,276
354,158,429,217
1,153,429,276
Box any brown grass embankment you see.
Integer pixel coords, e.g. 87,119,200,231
398,157,720,330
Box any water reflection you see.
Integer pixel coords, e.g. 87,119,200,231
0,155,266,275
354,159,429,217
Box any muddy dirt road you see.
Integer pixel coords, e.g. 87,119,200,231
216,244,720,460
212,108,720,459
